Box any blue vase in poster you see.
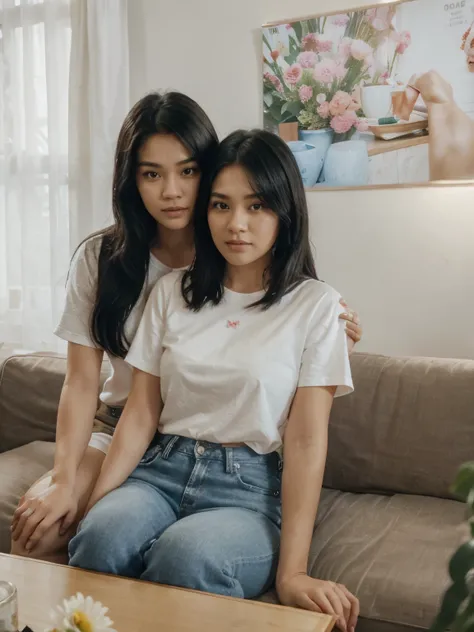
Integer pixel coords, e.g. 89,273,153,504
287,141,324,188
322,140,369,187
299,128,334,183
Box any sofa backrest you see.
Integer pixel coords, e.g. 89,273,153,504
324,352,474,500
0,353,107,453
1,351,473,500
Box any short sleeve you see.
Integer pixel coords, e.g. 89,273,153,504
298,288,353,397
125,278,167,377
54,237,101,347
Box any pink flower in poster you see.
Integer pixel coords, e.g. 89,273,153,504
338,37,353,61
355,117,369,132
330,110,357,134
316,37,333,53
297,51,318,68
366,6,395,31
331,14,350,27
395,31,412,54
264,72,283,93
317,101,331,118
313,59,338,84
329,91,352,116
271,50,280,61
285,24,293,30
299,85,314,103
302,33,332,53
284,63,303,85
379,70,390,84
302,33,318,52
351,39,373,61
334,61,348,80
348,86,362,111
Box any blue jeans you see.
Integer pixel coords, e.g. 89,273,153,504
69,435,282,599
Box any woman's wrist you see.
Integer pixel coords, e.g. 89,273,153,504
51,467,76,488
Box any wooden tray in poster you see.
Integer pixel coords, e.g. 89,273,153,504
369,118,428,140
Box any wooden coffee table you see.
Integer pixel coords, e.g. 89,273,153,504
0,554,334,632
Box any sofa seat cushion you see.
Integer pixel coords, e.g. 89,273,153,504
259,488,466,632
313,489,466,631
0,441,55,553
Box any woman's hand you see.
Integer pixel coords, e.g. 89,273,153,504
11,481,79,552
393,70,454,121
277,573,359,632
339,299,362,353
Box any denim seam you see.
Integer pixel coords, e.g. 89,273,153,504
229,548,280,568
221,549,279,595
178,459,210,517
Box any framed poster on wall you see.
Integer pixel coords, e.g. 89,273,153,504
262,0,474,189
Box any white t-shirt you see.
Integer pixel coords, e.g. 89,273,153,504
126,271,353,455
54,235,174,407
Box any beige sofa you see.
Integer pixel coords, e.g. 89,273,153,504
0,351,472,632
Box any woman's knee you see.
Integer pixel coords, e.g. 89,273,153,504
142,527,244,597
10,526,69,564
142,510,279,598
68,498,127,571
69,484,167,577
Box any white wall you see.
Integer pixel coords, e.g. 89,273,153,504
128,0,474,360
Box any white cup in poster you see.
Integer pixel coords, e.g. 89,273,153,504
361,85,393,120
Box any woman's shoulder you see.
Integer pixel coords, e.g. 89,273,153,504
294,278,342,305
149,269,185,307
155,269,184,292
71,232,104,269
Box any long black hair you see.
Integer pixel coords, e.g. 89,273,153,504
182,129,318,311
87,91,218,357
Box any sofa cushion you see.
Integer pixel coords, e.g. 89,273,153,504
310,488,465,631
0,441,55,553
0,353,110,454
260,488,465,631
325,353,474,499
0,354,67,453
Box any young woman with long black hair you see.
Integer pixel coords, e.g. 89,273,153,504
69,129,360,632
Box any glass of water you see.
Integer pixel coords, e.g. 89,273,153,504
0,581,18,632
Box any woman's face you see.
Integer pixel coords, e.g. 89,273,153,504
136,133,201,231
208,164,279,271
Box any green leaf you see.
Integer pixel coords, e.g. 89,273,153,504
292,21,302,43
430,583,469,632
453,597,474,632
264,92,273,108
452,463,474,502
449,541,474,583
282,101,302,117
284,52,299,66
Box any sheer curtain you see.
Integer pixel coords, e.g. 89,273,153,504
0,0,71,350
68,0,130,246
0,0,129,350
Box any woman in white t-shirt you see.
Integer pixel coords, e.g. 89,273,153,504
11,94,362,568
10,91,220,558
69,129,360,631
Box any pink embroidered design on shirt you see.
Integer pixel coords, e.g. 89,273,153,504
226,320,240,329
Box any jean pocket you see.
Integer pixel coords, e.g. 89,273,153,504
234,462,281,497
139,444,162,466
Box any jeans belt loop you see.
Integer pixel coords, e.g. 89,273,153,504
225,447,234,474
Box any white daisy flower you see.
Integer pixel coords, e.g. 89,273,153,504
45,593,117,632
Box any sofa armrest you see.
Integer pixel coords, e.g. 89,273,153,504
0,353,67,453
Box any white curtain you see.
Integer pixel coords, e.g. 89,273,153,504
0,0,71,350
0,0,129,350
68,0,130,246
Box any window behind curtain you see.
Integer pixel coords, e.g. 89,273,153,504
0,0,71,350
